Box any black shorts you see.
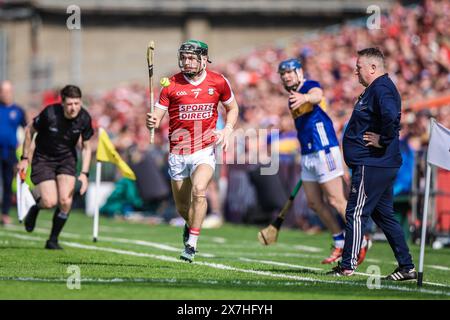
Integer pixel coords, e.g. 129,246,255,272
31,152,77,185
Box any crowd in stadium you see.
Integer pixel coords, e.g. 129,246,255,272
30,0,449,229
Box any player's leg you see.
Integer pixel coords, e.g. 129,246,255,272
186,164,214,245
320,177,347,221
179,156,215,263
202,177,223,228
303,182,341,234
318,177,350,261
24,180,57,232
171,178,192,245
302,151,347,263
44,174,75,249
317,147,347,220
303,181,345,264
178,146,215,262
168,151,192,243
25,155,58,232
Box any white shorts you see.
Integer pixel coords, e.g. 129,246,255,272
301,146,344,184
168,146,216,181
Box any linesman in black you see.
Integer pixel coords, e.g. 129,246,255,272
17,85,93,249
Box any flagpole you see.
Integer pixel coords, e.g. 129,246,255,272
16,173,22,223
417,118,435,287
417,162,432,287
93,160,102,242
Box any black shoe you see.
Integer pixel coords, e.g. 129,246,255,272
326,263,354,276
385,267,417,281
183,224,189,246
45,240,63,250
24,205,40,233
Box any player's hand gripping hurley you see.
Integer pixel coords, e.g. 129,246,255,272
147,41,155,144
257,178,303,245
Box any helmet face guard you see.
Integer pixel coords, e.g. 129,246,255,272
178,40,211,78
278,59,303,92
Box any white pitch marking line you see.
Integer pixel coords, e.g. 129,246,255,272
428,265,450,271
292,244,323,253
240,257,381,276
4,226,450,273
211,237,227,244
3,225,215,258
1,231,449,296
0,277,342,288
239,257,323,271
238,256,450,289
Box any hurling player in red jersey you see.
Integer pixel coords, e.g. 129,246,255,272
146,40,239,262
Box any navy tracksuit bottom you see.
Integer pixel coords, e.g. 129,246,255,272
341,165,414,270
1,148,17,215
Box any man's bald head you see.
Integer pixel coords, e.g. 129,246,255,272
355,48,386,87
0,80,14,106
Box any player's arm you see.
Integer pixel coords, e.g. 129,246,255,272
223,98,239,130
147,85,169,131
17,123,37,174
304,87,323,105
146,106,166,130
78,138,92,195
289,87,323,110
216,98,239,151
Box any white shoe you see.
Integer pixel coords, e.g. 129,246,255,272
202,214,224,229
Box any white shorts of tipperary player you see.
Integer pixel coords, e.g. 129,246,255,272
300,146,344,184
168,146,216,181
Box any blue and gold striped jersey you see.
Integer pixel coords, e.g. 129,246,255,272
289,80,339,155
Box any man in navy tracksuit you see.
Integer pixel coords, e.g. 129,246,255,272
329,48,416,281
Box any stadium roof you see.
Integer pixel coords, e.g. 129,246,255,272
3,0,393,15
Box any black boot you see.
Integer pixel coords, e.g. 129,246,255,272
46,208,68,250
45,239,63,250
24,205,40,233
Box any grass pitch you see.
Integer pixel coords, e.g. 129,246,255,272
0,210,449,300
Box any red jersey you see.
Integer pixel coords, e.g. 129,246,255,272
156,70,234,154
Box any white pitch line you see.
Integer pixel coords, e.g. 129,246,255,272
211,237,227,244
1,231,449,297
292,244,323,253
239,257,323,271
240,257,383,276
237,256,450,289
3,225,215,258
0,277,314,287
428,265,450,271
3,226,450,274
5,231,447,289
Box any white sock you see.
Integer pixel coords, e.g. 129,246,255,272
333,232,345,249
361,236,368,248
334,240,345,249
187,228,200,248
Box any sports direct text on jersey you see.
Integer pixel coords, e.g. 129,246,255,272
178,103,214,120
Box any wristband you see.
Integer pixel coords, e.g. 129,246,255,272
225,124,234,131
81,171,90,178
20,155,28,161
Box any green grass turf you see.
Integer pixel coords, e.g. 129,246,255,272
0,210,449,300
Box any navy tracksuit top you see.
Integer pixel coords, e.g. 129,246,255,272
343,74,402,168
